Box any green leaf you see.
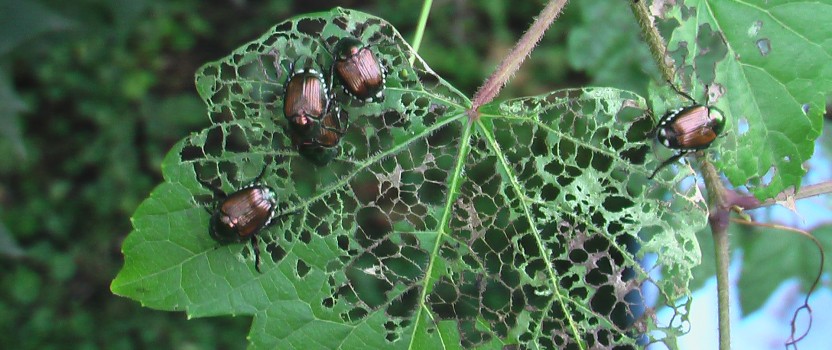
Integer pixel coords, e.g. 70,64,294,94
0,221,24,259
114,8,707,349
739,224,832,313
567,0,657,96
0,71,27,160
663,0,832,200
822,124,832,161
0,0,73,55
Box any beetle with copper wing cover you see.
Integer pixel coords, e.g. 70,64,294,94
281,58,349,165
198,165,280,273
331,37,386,102
649,84,726,179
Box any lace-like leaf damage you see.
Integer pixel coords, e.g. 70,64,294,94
113,8,707,349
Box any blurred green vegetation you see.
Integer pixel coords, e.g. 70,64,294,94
0,0,654,348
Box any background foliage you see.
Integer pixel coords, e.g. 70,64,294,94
1,0,829,349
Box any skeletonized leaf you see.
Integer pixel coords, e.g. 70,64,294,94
114,8,707,349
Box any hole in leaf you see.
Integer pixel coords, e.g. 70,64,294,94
296,259,310,278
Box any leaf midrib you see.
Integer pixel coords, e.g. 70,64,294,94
474,119,585,350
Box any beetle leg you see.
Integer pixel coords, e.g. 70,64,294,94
327,62,337,102
251,235,262,273
648,152,687,180
195,172,227,202
252,157,272,185
275,208,301,220
332,106,349,135
341,108,350,133
666,79,696,104
258,207,299,239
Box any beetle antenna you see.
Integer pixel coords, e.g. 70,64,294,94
648,152,686,180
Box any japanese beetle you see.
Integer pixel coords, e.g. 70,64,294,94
199,166,278,272
332,37,386,102
283,59,330,136
649,84,726,179
211,185,276,242
287,106,349,166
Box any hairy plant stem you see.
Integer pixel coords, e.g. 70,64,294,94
469,0,568,119
409,0,433,65
629,0,674,82
701,160,731,350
